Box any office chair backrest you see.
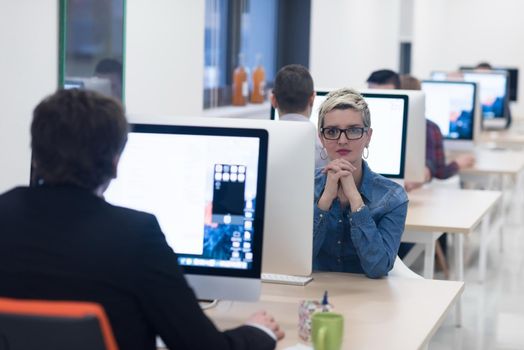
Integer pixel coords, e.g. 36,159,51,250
0,298,118,350
389,256,423,279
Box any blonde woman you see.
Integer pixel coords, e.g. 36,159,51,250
314,88,408,278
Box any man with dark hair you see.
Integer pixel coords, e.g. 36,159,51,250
0,89,284,350
476,62,493,70
30,89,128,192
271,64,327,168
95,58,123,100
366,69,401,89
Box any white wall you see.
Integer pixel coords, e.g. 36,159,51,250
125,0,205,118
0,1,58,193
310,0,401,90
0,1,205,192
412,0,524,117
399,0,414,42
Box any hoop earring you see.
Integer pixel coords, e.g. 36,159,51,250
362,146,369,160
320,147,328,160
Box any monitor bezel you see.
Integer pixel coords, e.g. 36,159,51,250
421,80,478,141
122,123,268,280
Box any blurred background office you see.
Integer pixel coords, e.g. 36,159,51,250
2,0,524,348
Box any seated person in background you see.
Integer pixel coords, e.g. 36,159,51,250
95,58,123,100
367,69,475,190
271,64,328,169
400,75,475,190
475,61,512,127
366,69,401,89
0,89,283,350
400,75,475,265
313,88,408,278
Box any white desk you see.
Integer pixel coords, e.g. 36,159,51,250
404,187,501,279
459,148,524,225
207,273,464,350
478,130,524,149
402,187,501,325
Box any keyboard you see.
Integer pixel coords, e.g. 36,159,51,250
261,273,313,286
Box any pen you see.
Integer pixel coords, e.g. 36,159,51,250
321,290,329,311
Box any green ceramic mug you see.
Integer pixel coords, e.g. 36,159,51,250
311,312,344,350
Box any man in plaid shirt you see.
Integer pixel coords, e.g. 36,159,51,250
425,119,474,180
366,70,475,186
367,70,475,261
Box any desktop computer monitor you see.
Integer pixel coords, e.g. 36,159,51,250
431,70,509,127
360,89,426,183
460,66,519,102
421,80,478,141
360,93,408,178
271,90,426,181
126,115,315,278
103,124,268,302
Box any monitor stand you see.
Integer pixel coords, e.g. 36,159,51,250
483,118,508,130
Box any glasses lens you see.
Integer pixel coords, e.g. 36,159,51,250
346,128,363,140
323,128,340,140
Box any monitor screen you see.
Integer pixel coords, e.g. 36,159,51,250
431,70,508,119
421,80,477,140
271,91,408,178
460,66,519,102
104,124,268,301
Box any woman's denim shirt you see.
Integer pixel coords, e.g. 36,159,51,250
313,161,409,278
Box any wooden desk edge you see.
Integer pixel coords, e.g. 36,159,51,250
421,281,465,348
405,191,502,235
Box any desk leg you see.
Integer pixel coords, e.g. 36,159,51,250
423,238,436,279
402,243,425,267
500,206,505,253
498,184,506,253
512,170,524,226
503,174,515,224
479,214,490,283
454,234,464,327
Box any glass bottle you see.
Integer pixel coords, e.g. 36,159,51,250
232,54,248,106
250,54,266,104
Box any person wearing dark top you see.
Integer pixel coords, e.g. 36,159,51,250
399,75,475,264
367,71,475,261
398,75,475,185
0,89,284,350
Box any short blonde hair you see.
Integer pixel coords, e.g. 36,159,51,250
317,88,371,131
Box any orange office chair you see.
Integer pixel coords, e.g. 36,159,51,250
0,297,118,350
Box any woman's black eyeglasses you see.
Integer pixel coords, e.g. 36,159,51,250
320,127,369,140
